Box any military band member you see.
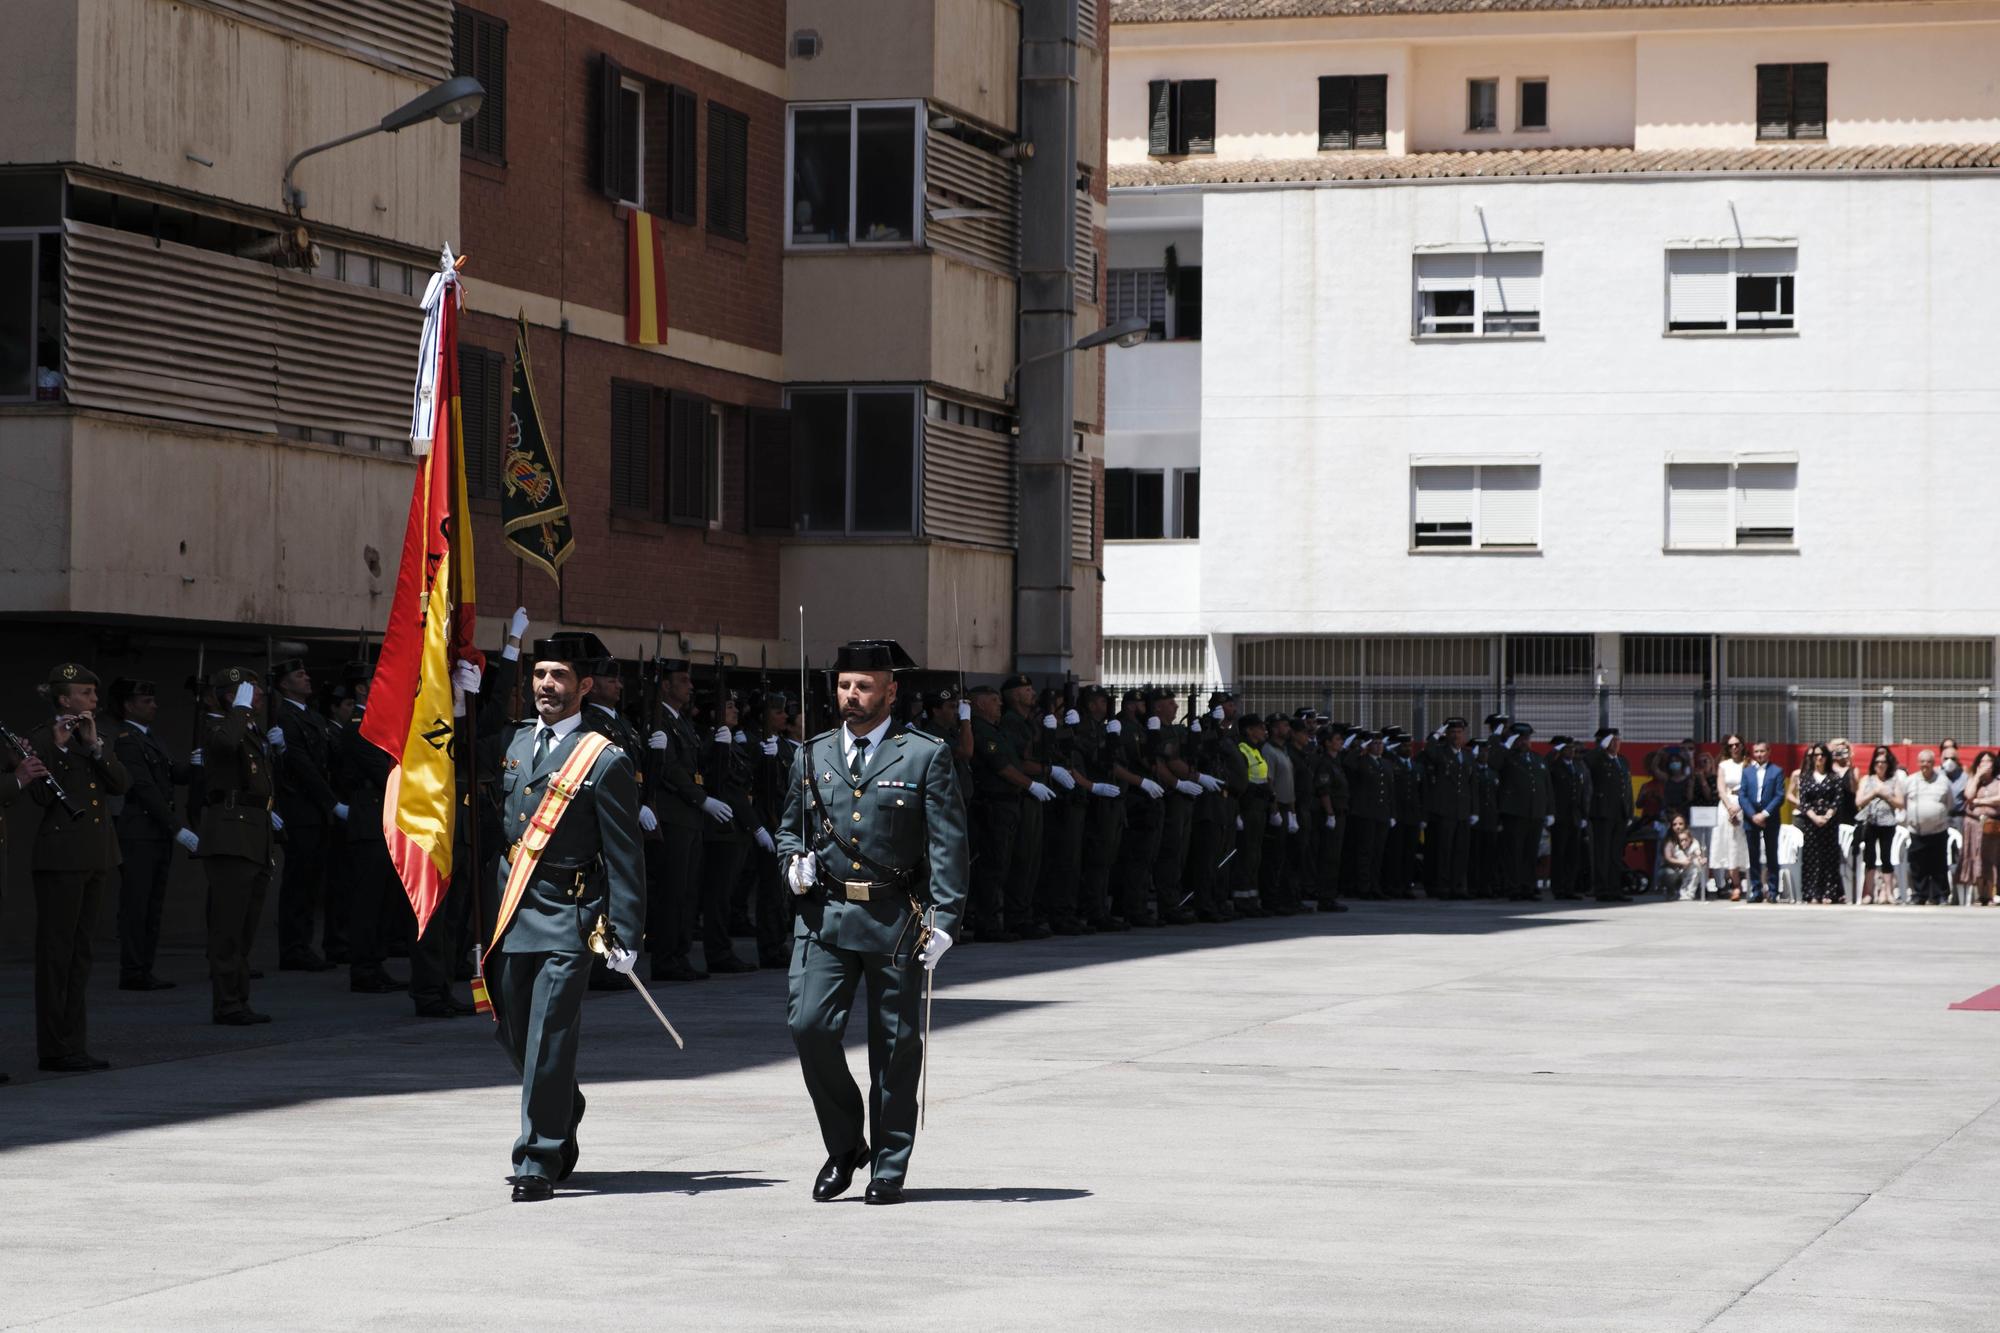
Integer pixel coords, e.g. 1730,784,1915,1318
269,658,341,971
642,658,718,983
776,640,969,1205
489,635,647,1202
108,678,197,990
200,667,279,1026
1583,727,1636,902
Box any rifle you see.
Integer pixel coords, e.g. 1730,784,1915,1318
188,642,207,754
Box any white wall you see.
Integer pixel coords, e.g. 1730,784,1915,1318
1408,36,1635,152
1105,541,1203,636
1108,339,1203,442
1192,174,2000,638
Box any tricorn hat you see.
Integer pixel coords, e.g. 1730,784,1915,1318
271,658,307,679
833,640,917,674
532,633,611,671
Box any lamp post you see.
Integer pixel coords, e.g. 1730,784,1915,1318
1005,316,1148,402
282,75,485,215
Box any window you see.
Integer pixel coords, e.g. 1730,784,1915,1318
1518,78,1548,131
1146,79,1216,157
453,7,507,162
610,380,653,513
653,85,698,225
1175,468,1200,539
747,407,793,534
1318,74,1388,150
707,102,749,240
787,103,918,247
1756,63,1827,141
0,230,61,402
1104,468,1165,541
1411,464,1540,550
1666,247,1796,333
595,57,697,219
786,386,919,535
1105,264,1200,341
1468,79,1499,132
459,344,506,499
1413,251,1541,338
666,391,712,525
1666,460,1797,549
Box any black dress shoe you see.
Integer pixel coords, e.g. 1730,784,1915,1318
864,1178,904,1206
1326,900,1350,913
510,1175,554,1203
249,969,265,980
120,975,177,991
651,961,709,983
1021,923,1054,940
350,973,408,994
213,1010,271,1027
413,997,472,1018
812,1143,870,1202
38,1054,110,1072
707,954,757,975
1595,894,1633,904
280,953,334,972
324,950,352,966
1094,917,1131,933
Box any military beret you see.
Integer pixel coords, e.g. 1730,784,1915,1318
215,666,261,688
1078,683,1111,704
922,686,958,708
1120,688,1144,707
47,663,100,690
967,684,1000,699
1000,673,1034,692
1207,689,1237,707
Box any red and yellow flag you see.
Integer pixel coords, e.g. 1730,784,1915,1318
625,208,670,345
362,251,483,936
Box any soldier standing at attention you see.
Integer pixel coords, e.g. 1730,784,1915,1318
331,665,412,998
998,675,1054,939
1203,692,1248,922
966,684,1044,941
1583,727,1636,903
642,658,719,983
1316,724,1351,911
1112,689,1166,926
1231,712,1273,913
747,691,804,970
695,693,757,975
1036,688,1091,935
1470,739,1504,897
1071,685,1127,930
777,640,968,1205
268,659,341,972
1343,730,1393,900
28,664,131,1072
488,636,647,1202
200,667,280,1026
1546,736,1594,901
107,678,197,991
1419,719,1473,901
2,736,53,1083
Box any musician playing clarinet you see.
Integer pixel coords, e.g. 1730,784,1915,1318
0,720,51,1085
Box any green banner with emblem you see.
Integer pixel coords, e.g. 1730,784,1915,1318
500,312,575,582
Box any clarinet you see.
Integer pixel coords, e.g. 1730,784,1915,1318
0,721,84,818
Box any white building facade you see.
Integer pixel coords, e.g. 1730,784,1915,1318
1103,0,2000,743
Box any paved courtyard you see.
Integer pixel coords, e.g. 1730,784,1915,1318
4,900,2000,1330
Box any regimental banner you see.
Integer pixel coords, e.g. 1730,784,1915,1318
500,312,575,581
625,207,670,345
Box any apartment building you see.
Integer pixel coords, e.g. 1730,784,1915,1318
1103,0,2000,742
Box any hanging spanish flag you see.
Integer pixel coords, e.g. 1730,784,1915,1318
625,208,670,345
362,245,484,939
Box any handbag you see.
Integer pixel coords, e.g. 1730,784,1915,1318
1983,818,2000,837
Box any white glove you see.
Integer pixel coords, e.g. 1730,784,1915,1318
1544,815,1555,828
1324,816,1336,831
1579,819,1588,830
1235,815,1244,831
1042,714,1057,731
190,748,204,766
1198,773,1222,792
509,606,530,640
1503,733,1519,749
1064,709,1080,726
921,927,953,972
1287,812,1299,834
266,725,286,750
606,945,638,975
702,796,733,824
333,803,350,822
1106,719,1122,736
1175,779,1202,798
1049,766,1076,790
638,805,658,833
713,726,732,744
1139,778,1164,800
734,730,747,744
1469,814,1480,827
1388,817,1398,829
958,700,972,721
648,730,669,752
1027,781,1054,802
754,827,776,854
1432,724,1448,741
1211,706,1224,721
1189,718,1202,735
231,683,255,711
175,828,200,854
1269,811,1282,827
760,736,779,756
1091,782,1120,798
452,659,482,696
270,811,285,832
787,853,817,894
1146,716,1161,732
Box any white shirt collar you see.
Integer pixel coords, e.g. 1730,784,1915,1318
589,702,615,718
664,702,682,720
535,711,585,745
285,696,307,711
127,720,149,735
841,715,893,772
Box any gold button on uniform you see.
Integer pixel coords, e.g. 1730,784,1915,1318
852,812,861,822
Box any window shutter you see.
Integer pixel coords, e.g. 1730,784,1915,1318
593,54,626,199
458,345,502,498
1178,80,1216,154
1105,467,1136,540
1480,251,1541,319
667,391,709,525
1355,75,1388,149
1412,465,1475,547
1415,253,1477,290
1735,246,1797,278
1666,462,1731,549
1173,265,1202,341
1476,465,1539,548
747,408,793,534
1792,63,1827,139
1734,462,1797,543
669,85,698,224
1319,75,1353,150
1147,80,1174,157
609,380,651,513
1755,64,1792,140
1667,249,1732,329
707,104,748,239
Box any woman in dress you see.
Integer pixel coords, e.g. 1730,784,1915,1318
1968,753,2000,907
1955,752,1993,904
1710,734,1749,901
1854,746,1904,904
1830,737,1858,900
1795,744,1844,904
1658,812,1708,901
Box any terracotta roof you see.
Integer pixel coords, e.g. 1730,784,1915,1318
1109,143,2000,186
1115,0,1900,21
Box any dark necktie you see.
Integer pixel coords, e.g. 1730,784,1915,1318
534,727,553,770
850,737,869,785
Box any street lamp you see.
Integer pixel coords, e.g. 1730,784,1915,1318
282,75,485,215
1006,315,1148,400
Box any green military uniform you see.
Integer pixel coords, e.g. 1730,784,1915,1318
110,695,194,988
696,712,755,972
198,674,278,1023
1150,706,1197,924
270,672,341,969
1582,734,1635,900
778,705,969,1193
967,709,1023,938
1182,706,1227,921
1546,740,1594,901
1117,704,1167,923
1073,690,1127,928
1342,737,1393,899
1036,696,1091,933
642,693,708,979
998,701,1046,934
1419,730,1474,900
748,704,804,969
1493,726,1552,900
1470,744,1504,896
1315,729,1349,904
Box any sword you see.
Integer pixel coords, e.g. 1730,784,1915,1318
920,906,937,1128
588,917,684,1049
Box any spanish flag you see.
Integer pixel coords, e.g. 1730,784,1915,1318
626,208,670,345
362,246,483,937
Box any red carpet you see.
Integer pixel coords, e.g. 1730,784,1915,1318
1949,984,2000,1010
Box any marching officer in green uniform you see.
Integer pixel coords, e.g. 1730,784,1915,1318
107,678,197,991
776,640,969,1205
1546,735,1594,901
1494,721,1552,901
488,635,647,1202
1582,726,1635,902
28,663,131,1072
199,667,279,1026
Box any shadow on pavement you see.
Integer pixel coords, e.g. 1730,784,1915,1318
562,1169,784,1196
896,1186,1093,1204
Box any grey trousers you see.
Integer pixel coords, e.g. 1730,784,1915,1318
492,949,589,1179
787,932,926,1186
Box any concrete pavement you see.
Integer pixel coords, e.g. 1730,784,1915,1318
4,900,2000,1329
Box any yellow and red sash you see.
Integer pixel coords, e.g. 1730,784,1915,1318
483,730,614,962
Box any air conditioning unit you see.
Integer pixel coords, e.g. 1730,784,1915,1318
791,30,821,60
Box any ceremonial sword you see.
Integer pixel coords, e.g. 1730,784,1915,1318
588,918,684,1049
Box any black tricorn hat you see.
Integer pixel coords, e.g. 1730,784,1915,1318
1208,689,1237,707
1511,721,1535,737
833,640,917,673
272,658,308,679
109,677,156,703
922,685,958,708
532,633,610,670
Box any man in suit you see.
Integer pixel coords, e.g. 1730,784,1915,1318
1739,739,1786,904
268,658,341,971
1583,727,1635,903
488,635,646,1202
28,663,132,1072
200,667,279,1026
108,678,197,990
776,639,969,1205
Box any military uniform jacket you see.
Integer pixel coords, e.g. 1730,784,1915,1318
1343,751,1393,821
196,709,276,865
1474,760,1501,822
1583,747,1634,821
495,720,646,955
970,715,1022,800
272,698,339,827
113,721,192,842
333,709,392,848
999,709,1038,779
1549,756,1593,824
28,725,131,871
701,729,755,843
1392,757,1422,823
776,723,970,953
1421,745,1475,819
1495,744,1552,823
1321,750,1350,814
749,730,802,831
644,705,707,831
0,751,28,863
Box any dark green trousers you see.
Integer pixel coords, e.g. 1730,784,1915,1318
1005,795,1044,928
34,869,105,1060
492,949,589,1180
1153,795,1193,916
788,932,926,1186
204,857,269,1019
968,794,1019,934
1078,795,1125,922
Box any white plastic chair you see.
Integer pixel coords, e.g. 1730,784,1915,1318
1950,826,1967,906
1776,822,1804,903
1889,826,1912,905
1837,824,1857,903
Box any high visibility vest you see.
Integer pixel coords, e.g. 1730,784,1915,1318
1240,741,1268,784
